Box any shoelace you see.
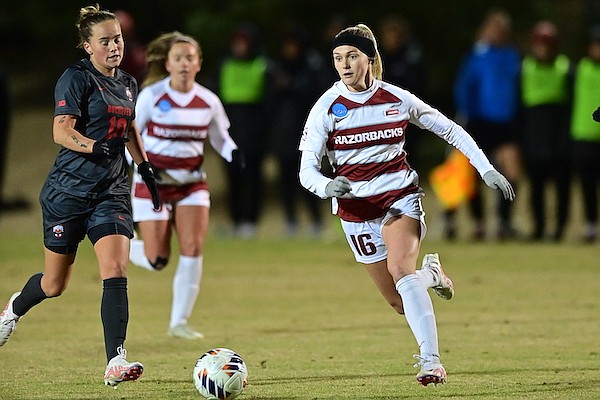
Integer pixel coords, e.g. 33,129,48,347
413,354,425,368
115,345,127,360
413,354,442,370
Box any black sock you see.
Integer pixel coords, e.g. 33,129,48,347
101,278,129,362
12,273,47,316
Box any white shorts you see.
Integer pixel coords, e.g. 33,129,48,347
340,191,427,264
132,188,210,222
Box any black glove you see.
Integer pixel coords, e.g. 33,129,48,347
593,107,600,122
138,161,161,210
231,149,246,170
92,137,128,158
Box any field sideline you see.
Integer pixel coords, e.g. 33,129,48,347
0,108,599,399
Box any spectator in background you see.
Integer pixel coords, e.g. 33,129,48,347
115,10,147,85
378,15,427,170
319,14,349,88
449,8,522,241
218,23,272,238
0,68,30,215
521,21,573,242
570,25,600,243
271,27,325,236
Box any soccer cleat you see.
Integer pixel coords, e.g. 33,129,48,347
422,253,454,300
413,354,447,386
168,324,204,340
0,292,21,347
103,346,144,387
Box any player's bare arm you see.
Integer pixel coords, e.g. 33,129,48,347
52,114,95,153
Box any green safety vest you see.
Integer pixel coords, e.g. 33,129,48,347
219,57,267,104
521,54,569,107
571,57,600,141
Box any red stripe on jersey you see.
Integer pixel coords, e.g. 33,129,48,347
155,93,209,109
365,87,402,106
327,88,401,113
337,185,420,222
188,96,209,108
328,120,407,150
147,152,204,170
134,180,208,203
335,154,410,182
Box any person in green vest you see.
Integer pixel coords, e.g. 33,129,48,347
571,25,600,243
218,23,272,238
521,21,573,241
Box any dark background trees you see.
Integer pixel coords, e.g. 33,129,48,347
2,0,599,112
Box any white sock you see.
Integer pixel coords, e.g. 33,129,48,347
170,255,203,328
129,239,154,271
395,274,440,359
415,268,436,288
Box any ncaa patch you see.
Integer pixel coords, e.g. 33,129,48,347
158,99,172,112
332,103,348,117
53,225,64,238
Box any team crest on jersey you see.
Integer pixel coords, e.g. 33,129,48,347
125,87,133,102
158,99,172,112
52,225,64,238
332,103,348,118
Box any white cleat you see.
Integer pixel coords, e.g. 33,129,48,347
0,292,21,347
414,354,447,386
422,253,454,300
103,346,144,387
168,324,204,340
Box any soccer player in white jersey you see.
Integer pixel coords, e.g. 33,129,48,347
298,23,515,386
128,32,244,339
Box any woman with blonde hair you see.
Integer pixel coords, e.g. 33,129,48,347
128,31,243,339
299,23,514,385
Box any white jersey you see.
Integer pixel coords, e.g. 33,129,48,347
133,77,237,202
299,79,494,222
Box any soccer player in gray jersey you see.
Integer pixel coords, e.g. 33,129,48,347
0,4,159,388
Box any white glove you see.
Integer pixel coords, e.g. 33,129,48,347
325,176,353,199
483,170,515,201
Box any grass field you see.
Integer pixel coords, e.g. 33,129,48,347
0,236,599,399
0,108,599,399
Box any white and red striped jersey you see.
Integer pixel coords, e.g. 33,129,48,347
133,77,237,202
299,79,494,222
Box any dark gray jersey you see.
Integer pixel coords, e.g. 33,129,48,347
45,59,138,198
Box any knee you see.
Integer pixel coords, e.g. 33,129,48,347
179,240,204,258
102,260,128,278
41,282,67,298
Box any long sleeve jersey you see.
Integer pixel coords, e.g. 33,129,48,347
299,79,494,222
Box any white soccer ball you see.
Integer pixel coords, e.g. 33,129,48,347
193,348,248,400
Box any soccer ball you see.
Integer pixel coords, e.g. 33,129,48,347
193,348,248,400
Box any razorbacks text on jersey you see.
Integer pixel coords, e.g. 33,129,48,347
132,77,237,203
300,79,494,222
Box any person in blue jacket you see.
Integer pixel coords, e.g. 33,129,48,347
445,8,522,241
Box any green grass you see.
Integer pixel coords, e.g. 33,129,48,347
1,108,599,398
0,233,599,399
